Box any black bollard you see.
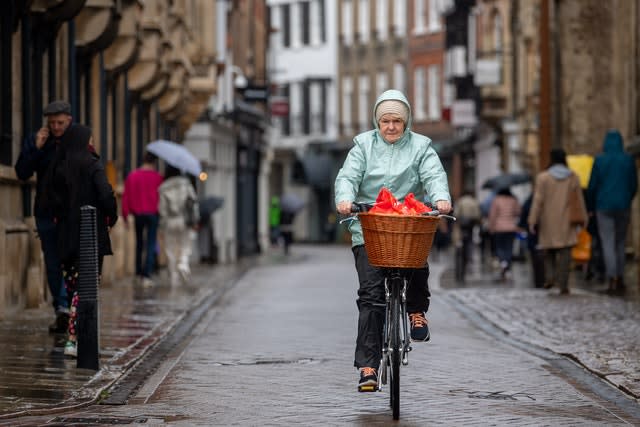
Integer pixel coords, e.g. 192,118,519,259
77,206,100,370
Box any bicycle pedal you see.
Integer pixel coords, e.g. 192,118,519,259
358,385,377,392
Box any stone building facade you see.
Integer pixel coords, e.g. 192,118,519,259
0,0,269,314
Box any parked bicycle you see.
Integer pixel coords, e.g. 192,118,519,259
347,203,455,420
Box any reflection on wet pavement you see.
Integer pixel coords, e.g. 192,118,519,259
0,262,247,417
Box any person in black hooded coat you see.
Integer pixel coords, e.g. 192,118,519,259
41,124,117,357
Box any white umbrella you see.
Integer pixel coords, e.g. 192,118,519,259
147,140,202,176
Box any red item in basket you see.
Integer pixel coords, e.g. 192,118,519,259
370,187,399,214
403,193,432,214
369,188,432,215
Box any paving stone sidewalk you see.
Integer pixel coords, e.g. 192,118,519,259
0,259,253,419
437,253,640,401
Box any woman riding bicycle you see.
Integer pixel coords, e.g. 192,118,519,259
335,89,452,391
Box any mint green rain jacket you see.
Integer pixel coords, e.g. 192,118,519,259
334,89,451,247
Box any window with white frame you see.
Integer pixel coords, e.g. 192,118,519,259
393,62,406,94
342,0,353,46
376,71,388,95
414,0,426,34
358,0,369,43
428,0,442,32
310,0,323,45
270,6,283,49
291,2,301,48
394,0,406,37
342,76,353,135
427,65,441,120
310,83,322,134
358,75,370,132
281,4,291,48
290,82,301,135
301,1,310,45
414,67,426,121
376,0,388,41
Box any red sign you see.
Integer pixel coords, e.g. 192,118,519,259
270,97,289,117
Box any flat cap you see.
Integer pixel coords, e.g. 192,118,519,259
43,100,71,116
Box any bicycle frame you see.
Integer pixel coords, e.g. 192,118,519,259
378,268,412,390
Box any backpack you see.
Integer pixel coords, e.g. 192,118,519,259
184,195,198,227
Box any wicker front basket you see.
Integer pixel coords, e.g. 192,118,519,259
359,212,439,268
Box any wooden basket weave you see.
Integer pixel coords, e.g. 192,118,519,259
359,212,439,268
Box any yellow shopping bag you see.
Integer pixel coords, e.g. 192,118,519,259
571,229,592,263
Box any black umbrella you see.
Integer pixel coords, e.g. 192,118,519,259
198,196,224,223
482,172,531,190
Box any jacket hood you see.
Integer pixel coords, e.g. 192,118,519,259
372,89,412,144
548,164,573,180
602,129,624,153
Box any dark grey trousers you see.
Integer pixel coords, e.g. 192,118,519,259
352,244,430,369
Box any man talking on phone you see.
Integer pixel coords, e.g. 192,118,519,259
15,100,73,333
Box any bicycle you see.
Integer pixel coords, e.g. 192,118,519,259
348,203,455,420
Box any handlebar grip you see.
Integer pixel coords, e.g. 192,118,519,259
351,202,373,213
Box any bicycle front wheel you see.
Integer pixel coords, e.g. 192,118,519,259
389,281,401,420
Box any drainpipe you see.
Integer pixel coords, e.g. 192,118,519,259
538,0,551,170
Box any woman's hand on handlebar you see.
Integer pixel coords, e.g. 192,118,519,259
435,200,452,214
337,200,353,215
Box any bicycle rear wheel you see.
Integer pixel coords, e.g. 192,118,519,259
389,280,401,420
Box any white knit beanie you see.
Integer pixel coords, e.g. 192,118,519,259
375,100,409,123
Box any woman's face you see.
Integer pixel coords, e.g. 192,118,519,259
378,114,405,143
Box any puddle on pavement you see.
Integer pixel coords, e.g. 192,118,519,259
210,357,323,366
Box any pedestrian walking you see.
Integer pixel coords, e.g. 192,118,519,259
40,124,118,357
158,165,199,287
279,210,294,255
269,196,281,246
121,151,163,287
487,187,521,280
528,148,587,295
518,192,545,288
586,129,638,294
453,190,481,282
14,100,73,333
335,89,451,391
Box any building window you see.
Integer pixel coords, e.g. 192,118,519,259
279,84,291,136
414,67,426,121
428,65,440,120
342,0,353,46
270,6,283,49
291,2,301,48
342,76,353,135
377,71,388,95
428,0,441,32
358,0,369,43
310,82,322,134
358,75,370,132
290,82,301,135
310,0,325,45
393,62,406,94
281,4,290,48
376,0,388,41
301,1,310,45
393,0,406,37
414,0,426,34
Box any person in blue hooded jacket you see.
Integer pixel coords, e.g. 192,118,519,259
335,89,451,391
587,129,637,294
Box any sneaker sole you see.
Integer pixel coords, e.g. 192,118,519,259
358,383,378,392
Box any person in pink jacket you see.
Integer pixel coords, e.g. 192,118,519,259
122,152,164,286
488,187,522,280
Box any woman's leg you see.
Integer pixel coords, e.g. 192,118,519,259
352,245,385,370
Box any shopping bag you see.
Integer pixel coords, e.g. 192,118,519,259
571,229,592,263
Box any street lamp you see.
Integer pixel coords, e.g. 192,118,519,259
229,65,248,89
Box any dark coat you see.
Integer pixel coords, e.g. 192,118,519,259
14,131,68,218
587,130,637,211
44,126,118,264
